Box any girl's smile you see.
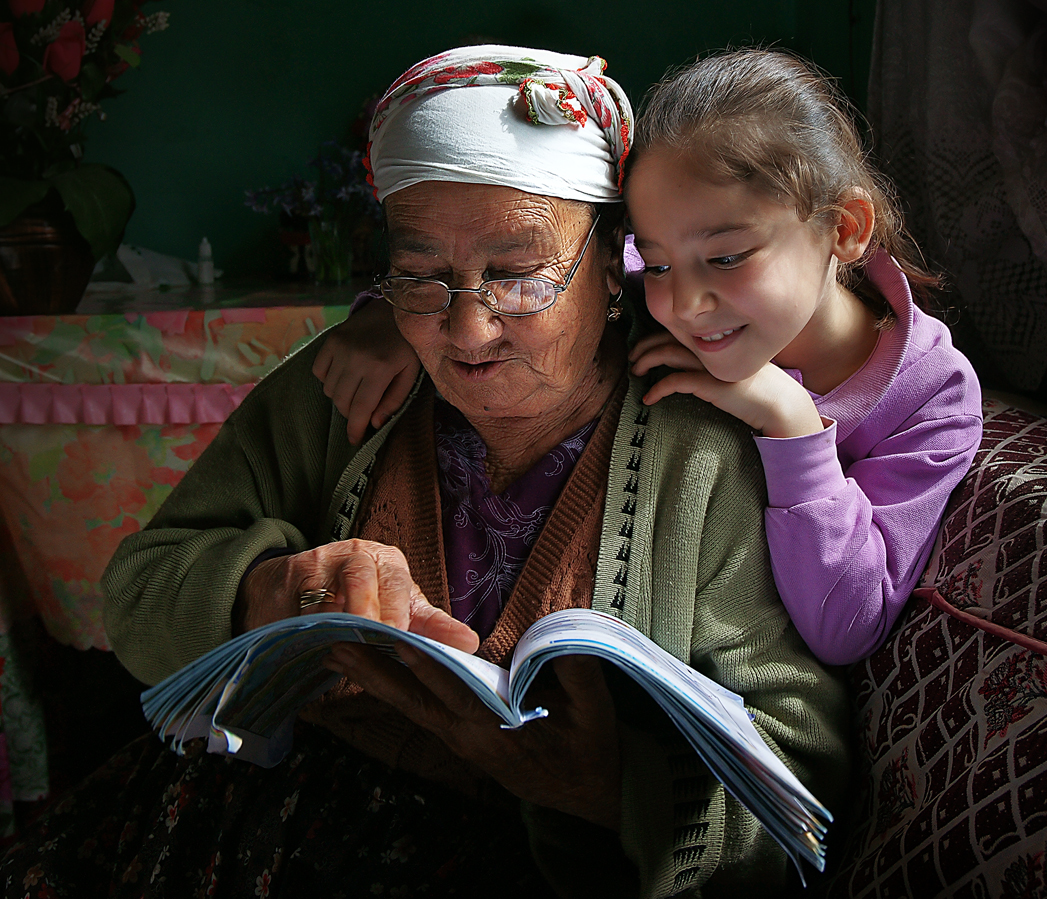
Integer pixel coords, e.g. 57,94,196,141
690,325,746,355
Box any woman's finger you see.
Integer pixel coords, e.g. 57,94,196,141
312,539,476,650
396,643,493,724
406,590,480,653
551,655,614,721
297,582,343,616
369,544,420,631
334,548,382,620
328,642,458,733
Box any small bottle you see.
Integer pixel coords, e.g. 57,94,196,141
197,237,215,285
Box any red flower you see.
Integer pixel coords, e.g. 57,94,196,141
121,13,144,41
43,20,86,82
106,58,129,79
433,61,502,84
83,0,115,27
0,23,18,77
9,0,45,17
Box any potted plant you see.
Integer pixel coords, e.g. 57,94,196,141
245,98,383,284
0,0,168,314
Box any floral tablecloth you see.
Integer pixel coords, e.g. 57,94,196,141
0,300,352,835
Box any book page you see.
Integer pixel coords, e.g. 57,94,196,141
509,609,819,800
505,608,831,874
145,606,832,874
162,613,522,767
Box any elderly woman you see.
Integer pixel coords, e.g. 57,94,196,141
0,46,849,898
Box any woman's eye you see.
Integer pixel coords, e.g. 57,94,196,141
642,264,670,277
485,265,543,281
392,269,444,281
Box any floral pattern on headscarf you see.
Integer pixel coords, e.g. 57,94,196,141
365,45,633,195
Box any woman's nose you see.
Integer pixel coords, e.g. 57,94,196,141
444,288,502,349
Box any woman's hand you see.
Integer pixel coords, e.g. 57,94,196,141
312,301,422,444
325,641,622,831
234,539,480,654
630,330,825,438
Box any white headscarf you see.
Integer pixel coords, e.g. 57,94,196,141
365,45,633,204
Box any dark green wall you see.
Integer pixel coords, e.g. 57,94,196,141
83,0,877,276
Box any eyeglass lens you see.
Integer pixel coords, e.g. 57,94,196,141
381,279,557,315
381,214,600,316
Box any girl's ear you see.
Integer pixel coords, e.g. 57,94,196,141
831,190,875,264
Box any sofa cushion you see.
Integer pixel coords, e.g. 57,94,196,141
827,397,1047,898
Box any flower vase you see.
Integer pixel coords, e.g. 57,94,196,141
0,204,97,316
308,219,353,285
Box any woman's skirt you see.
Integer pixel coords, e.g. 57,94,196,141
0,721,554,898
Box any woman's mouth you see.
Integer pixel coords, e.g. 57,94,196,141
450,359,507,381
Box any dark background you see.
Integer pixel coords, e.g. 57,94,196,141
82,0,877,277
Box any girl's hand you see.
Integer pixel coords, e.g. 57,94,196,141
325,642,622,831
624,330,707,378
312,300,422,444
234,539,479,654
631,330,824,438
629,329,707,376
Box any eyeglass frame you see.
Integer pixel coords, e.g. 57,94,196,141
377,213,602,317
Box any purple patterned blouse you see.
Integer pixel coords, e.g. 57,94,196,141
433,399,597,640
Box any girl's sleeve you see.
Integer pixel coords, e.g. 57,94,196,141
754,361,983,665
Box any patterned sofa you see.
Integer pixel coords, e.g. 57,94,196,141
825,393,1047,898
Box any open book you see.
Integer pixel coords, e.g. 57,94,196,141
142,607,832,875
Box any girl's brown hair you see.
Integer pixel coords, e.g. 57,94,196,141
627,48,940,308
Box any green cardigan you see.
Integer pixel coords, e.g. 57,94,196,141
102,335,850,898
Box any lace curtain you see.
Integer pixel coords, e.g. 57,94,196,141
868,0,1047,397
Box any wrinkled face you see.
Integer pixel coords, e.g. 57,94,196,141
385,181,614,427
625,147,840,382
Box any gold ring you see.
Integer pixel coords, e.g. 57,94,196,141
299,588,336,610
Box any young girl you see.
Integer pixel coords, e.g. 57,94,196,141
312,48,983,666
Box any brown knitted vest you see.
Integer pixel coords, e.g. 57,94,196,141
300,378,625,793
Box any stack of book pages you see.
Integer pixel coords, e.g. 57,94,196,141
142,607,833,877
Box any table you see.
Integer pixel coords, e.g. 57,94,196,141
0,281,358,834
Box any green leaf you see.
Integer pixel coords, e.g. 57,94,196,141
113,44,142,68
0,178,52,228
496,61,543,83
47,164,136,260
44,160,79,176
80,61,107,102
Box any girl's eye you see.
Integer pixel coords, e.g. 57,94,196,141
709,252,751,269
642,264,670,278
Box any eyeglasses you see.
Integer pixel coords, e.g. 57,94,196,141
378,215,601,317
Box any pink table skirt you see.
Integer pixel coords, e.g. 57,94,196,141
0,293,355,837
0,303,352,649
0,382,255,426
